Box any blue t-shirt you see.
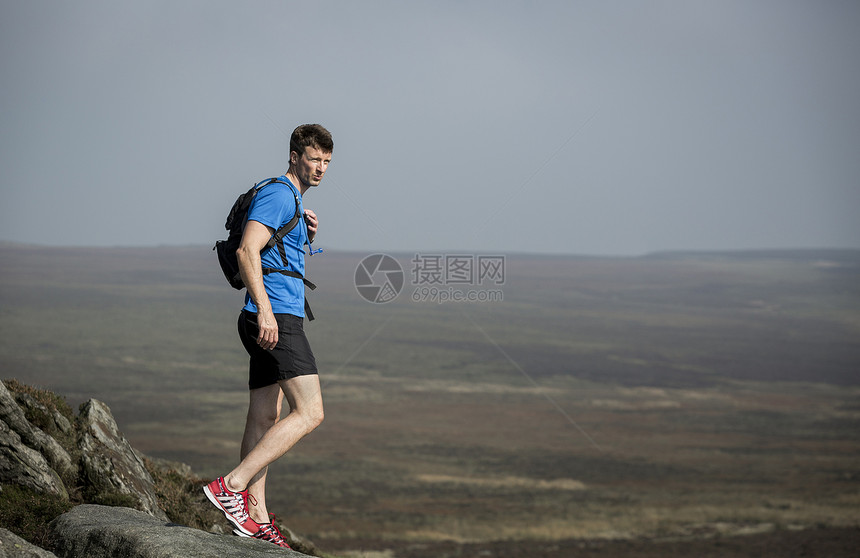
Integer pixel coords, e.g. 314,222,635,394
242,176,309,317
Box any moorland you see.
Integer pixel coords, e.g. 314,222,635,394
1,243,858,557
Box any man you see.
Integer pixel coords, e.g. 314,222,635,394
204,124,333,549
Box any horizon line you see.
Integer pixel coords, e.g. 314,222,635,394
2,240,859,260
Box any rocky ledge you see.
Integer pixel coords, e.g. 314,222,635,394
49,505,310,557
0,506,312,558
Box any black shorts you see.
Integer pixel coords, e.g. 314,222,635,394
238,310,318,390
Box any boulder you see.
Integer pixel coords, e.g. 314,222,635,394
0,382,77,492
76,400,167,521
0,382,74,494
0,418,68,500
0,527,58,557
49,505,312,558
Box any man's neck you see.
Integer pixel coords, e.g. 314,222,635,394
284,169,308,196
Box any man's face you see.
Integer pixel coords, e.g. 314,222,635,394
292,146,331,188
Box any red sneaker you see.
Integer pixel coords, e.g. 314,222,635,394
235,521,292,549
203,477,260,536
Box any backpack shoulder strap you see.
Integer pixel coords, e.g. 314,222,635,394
254,178,318,321
268,195,301,250
261,179,301,251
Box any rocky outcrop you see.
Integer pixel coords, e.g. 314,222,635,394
49,505,311,558
5,389,76,484
0,380,324,557
0,382,68,499
1,380,165,519
76,400,166,521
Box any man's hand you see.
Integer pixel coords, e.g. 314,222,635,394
255,308,279,350
304,209,318,242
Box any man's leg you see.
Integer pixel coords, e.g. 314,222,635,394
224,374,324,501
240,383,284,524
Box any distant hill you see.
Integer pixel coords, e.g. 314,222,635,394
644,247,860,264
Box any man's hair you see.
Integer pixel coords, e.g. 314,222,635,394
290,124,333,157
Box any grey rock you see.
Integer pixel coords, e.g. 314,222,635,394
49,505,312,558
0,418,68,499
0,382,74,490
11,391,73,436
77,400,167,520
0,382,32,436
0,528,58,557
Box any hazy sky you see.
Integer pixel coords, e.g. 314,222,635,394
2,0,858,256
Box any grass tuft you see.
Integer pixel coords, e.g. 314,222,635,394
143,458,224,531
3,378,74,425
0,484,74,550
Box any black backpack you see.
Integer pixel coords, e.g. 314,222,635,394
213,177,317,320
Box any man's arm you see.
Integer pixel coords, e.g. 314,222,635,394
237,220,279,350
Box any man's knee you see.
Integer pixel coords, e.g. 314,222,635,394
248,406,280,429
279,375,323,431
308,403,324,430
301,401,324,432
